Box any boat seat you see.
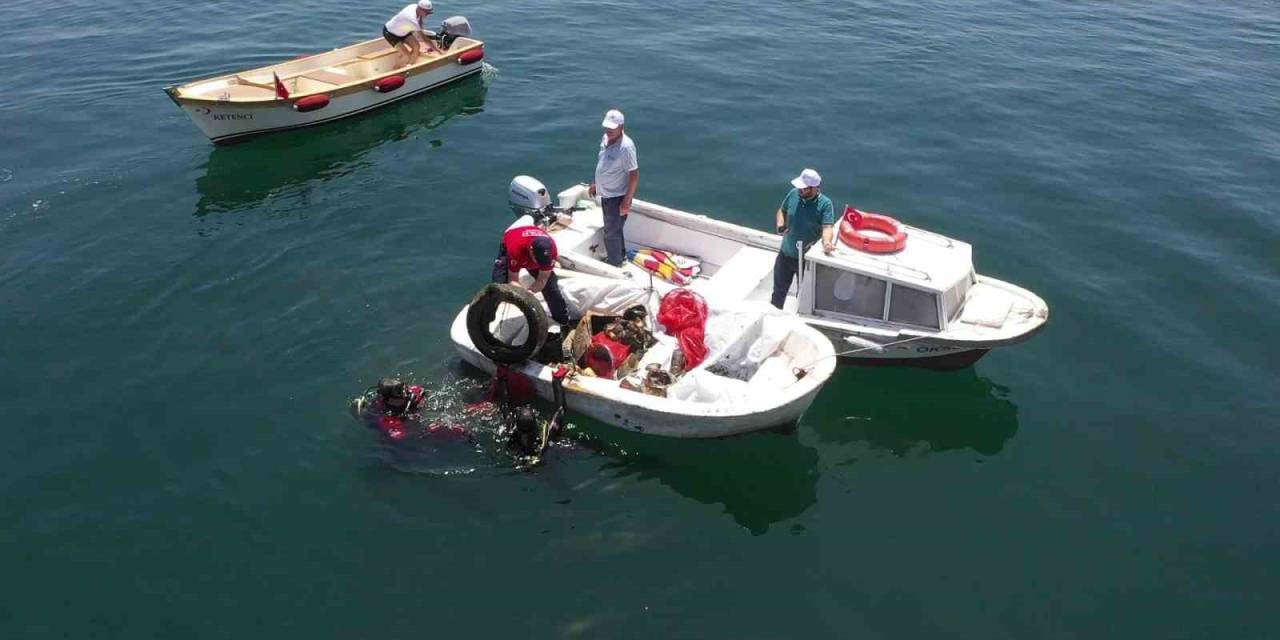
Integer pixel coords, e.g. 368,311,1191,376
302,69,351,85
359,49,396,60
216,84,277,100
235,75,276,89
696,246,776,304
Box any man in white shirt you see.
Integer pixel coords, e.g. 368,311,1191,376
383,0,441,68
588,109,640,267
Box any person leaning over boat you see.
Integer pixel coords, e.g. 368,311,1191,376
771,168,836,309
492,225,572,325
383,0,441,67
588,109,639,267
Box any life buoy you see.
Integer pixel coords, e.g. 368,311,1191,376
838,205,907,253
372,75,405,93
292,94,330,112
465,283,549,365
457,47,484,65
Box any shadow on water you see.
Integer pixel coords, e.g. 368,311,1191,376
192,73,489,216
805,366,1021,456
574,422,819,536
388,361,819,533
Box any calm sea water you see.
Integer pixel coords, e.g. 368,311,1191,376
2,0,1278,637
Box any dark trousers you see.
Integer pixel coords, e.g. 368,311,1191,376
770,252,800,309
601,196,627,267
492,246,571,323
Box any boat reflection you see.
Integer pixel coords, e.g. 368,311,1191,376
575,424,819,536
805,367,1020,456
192,73,489,217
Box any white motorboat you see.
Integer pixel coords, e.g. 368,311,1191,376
511,177,1049,370
449,272,837,439
164,18,483,144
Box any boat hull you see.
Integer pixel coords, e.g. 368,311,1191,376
449,309,834,438
841,347,989,370
167,60,482,144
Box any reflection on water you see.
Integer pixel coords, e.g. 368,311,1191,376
806,367,1020,456
193,73,489,216
576,425,819,536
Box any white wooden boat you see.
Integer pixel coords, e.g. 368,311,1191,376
449,271,837,438
517,180,1049,370
164,21,483,144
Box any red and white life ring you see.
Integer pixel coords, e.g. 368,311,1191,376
457,47,484,65
838,205,907,253
372,75,405,93
292,94,331,112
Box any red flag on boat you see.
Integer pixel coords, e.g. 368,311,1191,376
843,204,863,226
273,73,290,99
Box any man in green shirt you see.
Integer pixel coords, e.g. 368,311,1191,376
771,168,836,309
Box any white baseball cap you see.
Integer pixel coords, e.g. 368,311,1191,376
601,109,625,130
417,0,433,10
791,168,822,189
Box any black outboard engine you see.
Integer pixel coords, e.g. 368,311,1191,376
437,16,473,50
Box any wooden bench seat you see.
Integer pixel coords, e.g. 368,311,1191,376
303,68,352,85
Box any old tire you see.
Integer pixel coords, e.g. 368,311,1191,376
466,283,549,365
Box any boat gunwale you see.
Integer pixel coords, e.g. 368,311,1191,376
168,37,483,105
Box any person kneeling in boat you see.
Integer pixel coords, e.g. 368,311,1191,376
383,0,441,68
771,168,836,309
492,226,572,326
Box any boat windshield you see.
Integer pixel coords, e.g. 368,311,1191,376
812,264,887,320
941,269,976,322
887,284,941,329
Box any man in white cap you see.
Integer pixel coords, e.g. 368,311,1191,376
588,109,639,267
771,168,835,309
383,1,441,68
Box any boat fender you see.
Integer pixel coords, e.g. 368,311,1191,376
373,75,406,93
465,283,549,365
292,94,331,112
838,205,907,253
843,335,884,352
457,47,484,65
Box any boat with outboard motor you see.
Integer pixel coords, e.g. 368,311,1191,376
164,17,482,144
450,272,837,438
502,176,1049,370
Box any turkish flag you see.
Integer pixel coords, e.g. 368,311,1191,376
843,204,863,226
273,73,290,99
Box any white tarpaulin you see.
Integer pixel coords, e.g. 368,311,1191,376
554,275,654,317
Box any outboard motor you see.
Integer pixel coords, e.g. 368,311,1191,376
509,176,588,226
509,175,551,217
438,16,472,50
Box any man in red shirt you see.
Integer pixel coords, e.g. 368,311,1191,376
492,226,571,324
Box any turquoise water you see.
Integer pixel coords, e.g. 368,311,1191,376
2,0,1278,637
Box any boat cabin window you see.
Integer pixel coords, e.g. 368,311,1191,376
888,284,941,329
813,265,887,320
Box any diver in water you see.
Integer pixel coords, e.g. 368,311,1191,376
352,377,469,442
502,369,571,464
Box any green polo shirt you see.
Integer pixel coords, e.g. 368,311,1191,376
779,188,835,257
